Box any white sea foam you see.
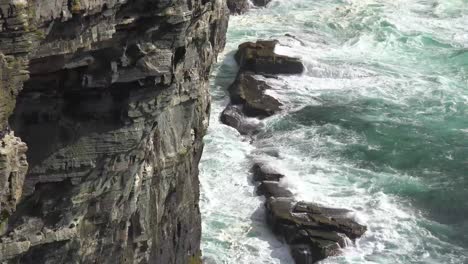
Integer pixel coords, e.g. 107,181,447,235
200,0,468,263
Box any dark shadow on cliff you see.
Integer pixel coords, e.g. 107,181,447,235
9,69,165,169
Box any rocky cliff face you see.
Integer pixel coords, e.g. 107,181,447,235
0,0,228,263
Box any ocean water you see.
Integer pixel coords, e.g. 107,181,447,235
199,0,468,263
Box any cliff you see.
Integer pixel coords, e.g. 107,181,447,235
0,0,228,263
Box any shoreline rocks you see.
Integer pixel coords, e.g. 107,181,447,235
220,40,304,134
251,163,285,182
229,72,283,118
235,40,305,75
227,0,272,14
220,105,263,135
227,0,250,14
250,163,367,264
218,5,366,264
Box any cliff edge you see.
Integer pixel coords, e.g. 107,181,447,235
0,0,228,263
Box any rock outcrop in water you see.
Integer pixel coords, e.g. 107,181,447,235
221,40,304,134
227,0,250,14
0,0,228,262
235,40,305,74
227,0,272,14
220,105,263,135
251,163,367,264
228,72,282,117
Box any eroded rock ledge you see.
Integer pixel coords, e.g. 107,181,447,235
0,0,229,263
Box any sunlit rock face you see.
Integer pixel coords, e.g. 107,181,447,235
0,0,228,263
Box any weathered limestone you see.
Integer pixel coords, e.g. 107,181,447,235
0,0,229,263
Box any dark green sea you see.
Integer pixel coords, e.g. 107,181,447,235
200,0,468,263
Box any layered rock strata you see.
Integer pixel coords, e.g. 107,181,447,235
251,163,367,264
0,0,229,263
221,39,304,134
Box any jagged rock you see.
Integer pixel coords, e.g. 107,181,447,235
0,0,229,263
235,40,305,74
251,163,285,182
227,0,250,14
265,198,367,263
220,104,263,135
257,181,293,198
228,72,282,117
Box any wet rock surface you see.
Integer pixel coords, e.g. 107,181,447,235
227,0,250,14
227,0,272,14
256,181,293,198
220,105,263,135
251,163,285,182
220,39,304,134
252,0,272,7
215,3,365,264
250,163,367,264
235,40,305,75
228,72,283,118
0,0,229,263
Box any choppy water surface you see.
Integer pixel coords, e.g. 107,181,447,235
200,0,468,263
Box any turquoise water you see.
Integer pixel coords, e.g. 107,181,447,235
200,0,468,263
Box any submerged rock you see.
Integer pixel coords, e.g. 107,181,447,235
265,197,367,263
235,40,305,74
228,72,283,117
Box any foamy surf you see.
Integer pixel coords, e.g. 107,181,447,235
200,0,468,263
